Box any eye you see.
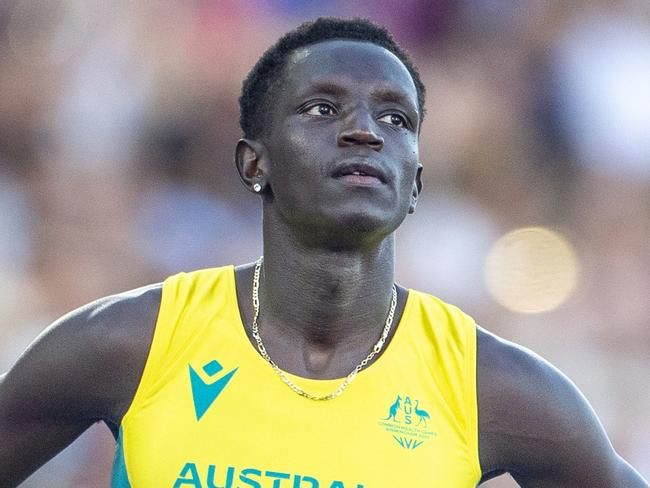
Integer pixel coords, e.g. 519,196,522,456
378,113,407,128
304,103,337,116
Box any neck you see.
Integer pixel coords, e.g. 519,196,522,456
260,215,396,350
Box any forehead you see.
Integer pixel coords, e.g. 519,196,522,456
283,40,417,101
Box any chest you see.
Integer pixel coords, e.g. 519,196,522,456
117,353,477,488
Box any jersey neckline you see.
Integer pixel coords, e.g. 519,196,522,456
226,265,415,387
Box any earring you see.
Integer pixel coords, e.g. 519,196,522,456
253,183,262,193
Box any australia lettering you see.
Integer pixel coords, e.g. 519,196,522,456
173,462,365,488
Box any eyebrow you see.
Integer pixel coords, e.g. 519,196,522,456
298,80,348,98
370,87,419,116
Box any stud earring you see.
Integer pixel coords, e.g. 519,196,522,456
253,183,262,193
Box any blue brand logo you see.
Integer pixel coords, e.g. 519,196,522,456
378,394,437,450
189,359,238,421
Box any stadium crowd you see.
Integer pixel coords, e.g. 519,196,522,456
0,1,648,486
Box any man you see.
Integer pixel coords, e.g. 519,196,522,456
0,17,647,488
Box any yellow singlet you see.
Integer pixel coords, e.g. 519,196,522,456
112,266,481,487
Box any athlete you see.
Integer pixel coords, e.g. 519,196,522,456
0,18,648,488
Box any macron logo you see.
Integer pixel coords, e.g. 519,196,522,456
189,359,238,421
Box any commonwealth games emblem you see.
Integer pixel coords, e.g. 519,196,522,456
378,394,437,450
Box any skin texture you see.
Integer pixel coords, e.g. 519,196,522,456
0,285,160,487
0,40,647,488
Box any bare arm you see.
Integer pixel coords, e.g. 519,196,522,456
0,284,160,488
477,326,649,487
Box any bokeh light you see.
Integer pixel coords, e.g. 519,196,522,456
485,227,579,314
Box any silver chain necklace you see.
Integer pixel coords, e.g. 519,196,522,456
251,256,397,401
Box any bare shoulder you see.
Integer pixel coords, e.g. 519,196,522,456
476,326,648,487
0,283,162,485
1,283,162,428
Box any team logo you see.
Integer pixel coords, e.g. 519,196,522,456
378,394,437,450
189,359,238,421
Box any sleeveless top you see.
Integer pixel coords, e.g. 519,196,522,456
111,266,481,487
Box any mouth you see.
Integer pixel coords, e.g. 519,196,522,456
332,161,387,186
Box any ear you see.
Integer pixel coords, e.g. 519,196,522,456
408,164,423,214
235,138,269,194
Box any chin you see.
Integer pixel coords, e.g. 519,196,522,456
340,212,387,233
276,200,408,248
317,208,405,247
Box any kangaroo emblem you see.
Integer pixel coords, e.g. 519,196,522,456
384,395,402,421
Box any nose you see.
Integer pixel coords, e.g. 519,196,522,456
337,111,384,151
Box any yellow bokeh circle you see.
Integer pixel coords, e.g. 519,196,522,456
484,227,579,314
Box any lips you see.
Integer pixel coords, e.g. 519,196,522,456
332,160,388,185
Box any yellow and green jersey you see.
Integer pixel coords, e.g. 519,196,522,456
112,266,481,487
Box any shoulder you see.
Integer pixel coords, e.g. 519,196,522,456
475,326,642,486
77,284,163,424
1,283,162,429
55,283,162,359
476,325,591,450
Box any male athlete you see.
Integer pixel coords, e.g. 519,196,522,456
0,18,648,488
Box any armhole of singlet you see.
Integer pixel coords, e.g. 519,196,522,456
465,318,481,482
120,272,181,425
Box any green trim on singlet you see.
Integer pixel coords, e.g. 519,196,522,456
111,426,132,488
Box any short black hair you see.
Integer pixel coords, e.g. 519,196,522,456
239,17,426,139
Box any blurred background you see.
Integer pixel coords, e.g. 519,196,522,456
0,0,648,486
